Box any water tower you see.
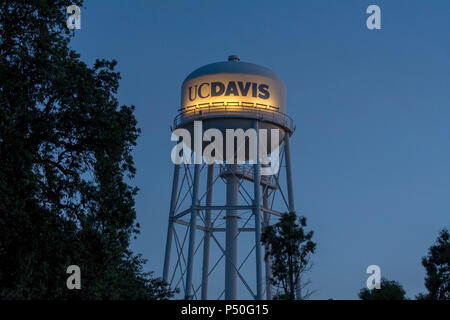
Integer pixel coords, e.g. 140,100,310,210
163,56,296,300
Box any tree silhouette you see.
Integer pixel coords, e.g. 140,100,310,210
417,229,450,300
261,212,316,300
359,278,407,300
0,0,173,299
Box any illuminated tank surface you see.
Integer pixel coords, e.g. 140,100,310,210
174,56,293,134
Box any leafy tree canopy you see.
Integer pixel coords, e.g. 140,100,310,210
359,278,407,300
417,229,450,300
261,212,316,300
0,0,173,299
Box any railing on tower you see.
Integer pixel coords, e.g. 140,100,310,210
173,101,294,132
219,164,278,189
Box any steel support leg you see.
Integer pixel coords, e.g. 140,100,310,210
225,163,239,300
185,164,201,299
201,164,214,299
284,134,300,300
163,164,180,282
263,189,273,300
253,120,263,300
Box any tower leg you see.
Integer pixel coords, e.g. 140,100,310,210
253,120,263,300
225,163,239,300
201,164,214,300
163,164,180,283
263,189,273,300
284,134,300,299
185,164,201,299
284,134,295,216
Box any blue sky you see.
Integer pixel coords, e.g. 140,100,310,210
71,0,450,299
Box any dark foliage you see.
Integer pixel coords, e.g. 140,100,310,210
0,0,174,299
261,212,316,300
359,278,407,300
417,229,450,300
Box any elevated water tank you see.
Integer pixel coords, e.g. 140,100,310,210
175,56,293,135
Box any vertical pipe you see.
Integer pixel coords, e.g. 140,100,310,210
284,134,295,215
263,189,273,300
253,120,263,300
201,164,214,300
163,164,180,282
185,164,201,299
284,134,300,299
225,163,239,300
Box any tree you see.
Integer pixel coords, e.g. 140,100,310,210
417,229,450,300
358,278,407,300
261,212,316,300
0,0,174,299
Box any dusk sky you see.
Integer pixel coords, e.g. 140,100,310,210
70,0,450,299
